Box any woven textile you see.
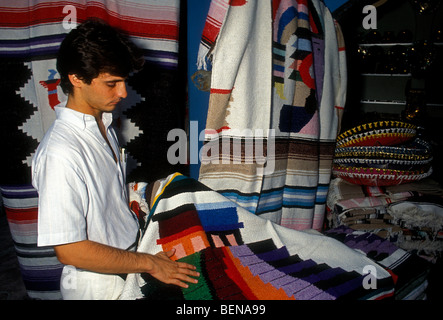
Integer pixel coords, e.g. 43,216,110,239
0,0,180,67
0,185,63,300
121,173,396,300
327,177,443,262
0,0,185,185
325,226,431,300
197,0,347,231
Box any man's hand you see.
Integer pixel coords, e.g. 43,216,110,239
147,249,200,288
54,240,199,288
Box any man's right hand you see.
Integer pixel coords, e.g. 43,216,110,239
147,249,200,288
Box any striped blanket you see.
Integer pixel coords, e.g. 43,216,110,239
197,0,347,231
327,177,443,263
121,173,397,300
0,185,63,300
0,0,180,68
325,226,431,300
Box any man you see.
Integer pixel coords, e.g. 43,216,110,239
32,19,198,300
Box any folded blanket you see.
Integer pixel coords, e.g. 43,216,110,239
327,177,443,262
120,173,395,300
387,201,443,258
325,226,431,300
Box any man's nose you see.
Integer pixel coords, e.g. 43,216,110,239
118,82,128,99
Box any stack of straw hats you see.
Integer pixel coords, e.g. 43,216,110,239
332,121,433,186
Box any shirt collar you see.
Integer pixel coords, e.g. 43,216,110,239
54,102,114,130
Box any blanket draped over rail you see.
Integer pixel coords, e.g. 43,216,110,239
120,173,407,300
196,0,347,231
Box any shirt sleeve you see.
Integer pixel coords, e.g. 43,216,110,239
33,150,89,247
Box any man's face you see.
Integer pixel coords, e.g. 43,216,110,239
75,72,128,116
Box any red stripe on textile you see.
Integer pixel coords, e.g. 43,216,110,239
309,9,319,34
386,268,399,285
299,53,315,89
229,0,247,6
205,126,231,135
0,4,179,40
204,248,247,300
210,88,233,94
222,247,258,300
272,0,282,20
201,22,223,44
374,290,395,300
157,209,202,239
5,207,38,222
77,8,179,40
156,225,205,245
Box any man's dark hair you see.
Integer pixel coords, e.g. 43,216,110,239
57,19,145,95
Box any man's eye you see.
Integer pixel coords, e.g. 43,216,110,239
107,83,116,88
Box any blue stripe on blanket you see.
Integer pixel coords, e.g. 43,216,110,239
219,184,330,215
198,207,244,232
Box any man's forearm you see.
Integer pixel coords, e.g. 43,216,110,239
55,239,199,288
54,240,153,274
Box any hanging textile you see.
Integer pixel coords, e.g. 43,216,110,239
0,0,185,186
197,0,347,231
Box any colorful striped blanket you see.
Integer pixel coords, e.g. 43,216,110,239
0,185,63,299
0,0,180,68
121,173,397,300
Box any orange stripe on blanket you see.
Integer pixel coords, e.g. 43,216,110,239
222,247,295,300
222,247,258,300
157,227,210,260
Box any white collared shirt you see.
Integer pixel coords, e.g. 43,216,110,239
32,103,139,251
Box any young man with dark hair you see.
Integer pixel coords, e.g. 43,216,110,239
32,19,198,300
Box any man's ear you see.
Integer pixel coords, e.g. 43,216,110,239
68,74,84,88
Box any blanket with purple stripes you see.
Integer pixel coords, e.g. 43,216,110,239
121,173,396,300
